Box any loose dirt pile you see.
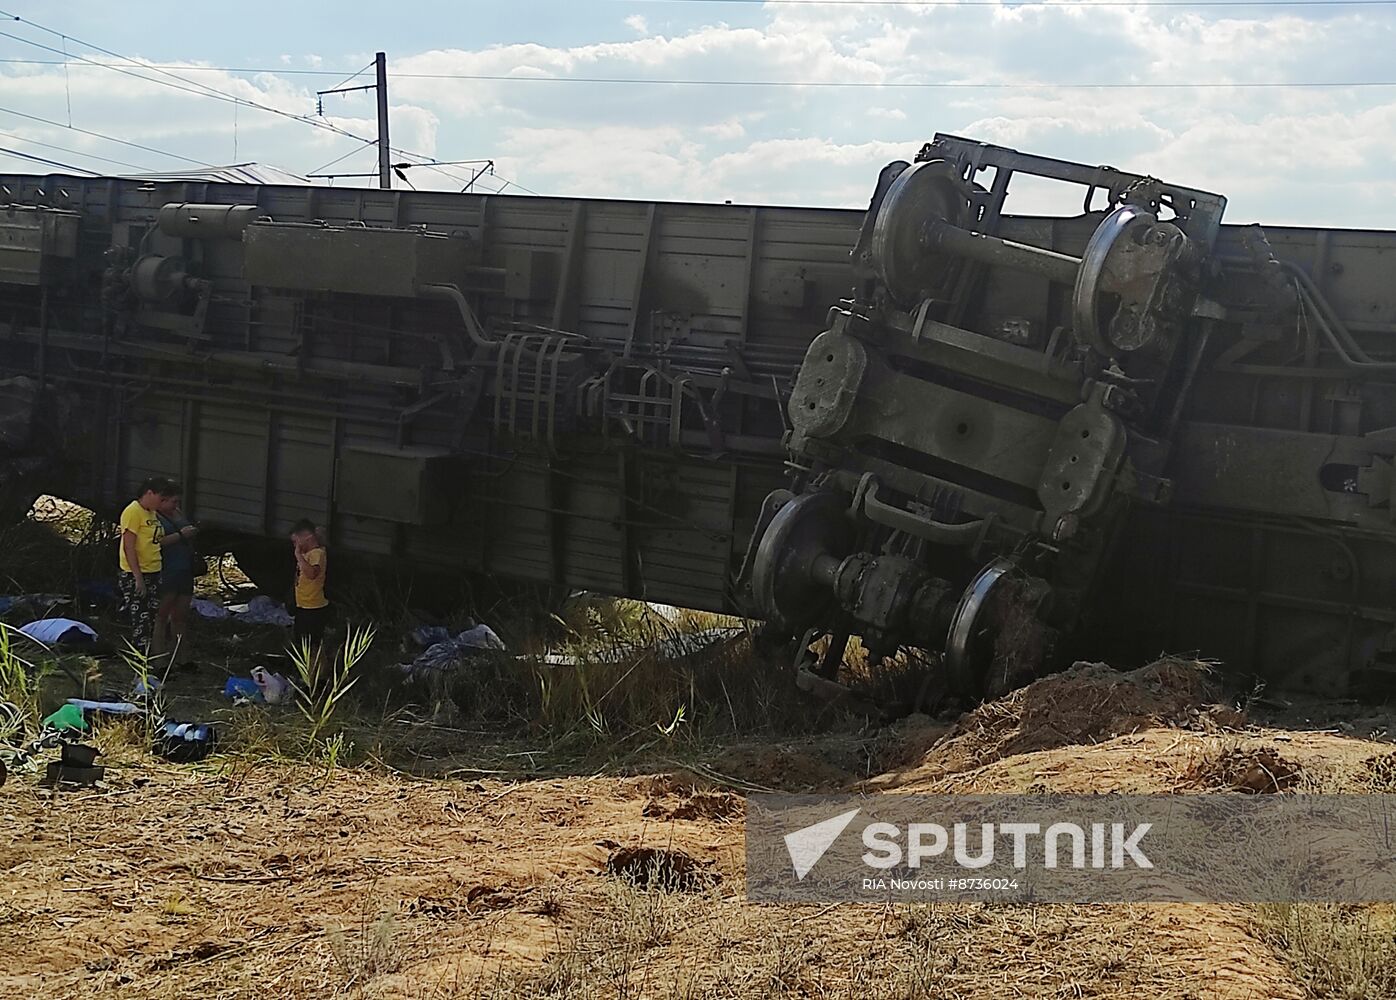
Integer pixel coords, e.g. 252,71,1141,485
911,657,1237,779
603,846,720,891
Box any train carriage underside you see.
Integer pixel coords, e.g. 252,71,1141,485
3,134,1396,700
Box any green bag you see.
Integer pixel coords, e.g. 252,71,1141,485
42,703,88,733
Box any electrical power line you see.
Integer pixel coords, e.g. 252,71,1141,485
0,127,151,171
0,104,215,166
394,74,1396,89
307,139,377,177
0,13,538,192
1,19,445,179
321,60,375,96
0,144,99,175
2,56,1392,89
0,27,385,148
636,0,1396,4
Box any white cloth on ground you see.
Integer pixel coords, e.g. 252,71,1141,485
18,618,98,644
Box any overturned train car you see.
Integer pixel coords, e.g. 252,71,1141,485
2,135,1395,697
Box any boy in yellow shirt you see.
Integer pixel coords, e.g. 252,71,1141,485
290,519,330,649
119,477,189,657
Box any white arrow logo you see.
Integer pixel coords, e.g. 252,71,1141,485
784,808,861,880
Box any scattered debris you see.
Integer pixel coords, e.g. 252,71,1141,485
43,741,104,787
41,703,89,733
223,596,293,627
402,624,506,676
251,666,294,704
153,721,217,763
603,846,719,892
0,719,61,778
190,598,232,620
63,698,142,718
223,677,263,704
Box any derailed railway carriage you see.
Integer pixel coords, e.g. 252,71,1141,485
3,135,1396,699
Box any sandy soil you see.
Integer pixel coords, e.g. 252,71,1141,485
3,659,1394,999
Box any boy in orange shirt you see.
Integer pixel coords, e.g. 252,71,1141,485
290,519,330,649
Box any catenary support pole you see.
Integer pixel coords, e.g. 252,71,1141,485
375,51,390,190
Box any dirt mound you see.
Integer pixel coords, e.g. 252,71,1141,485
1184,746,1303,793
917,657,1230,778
603,846,720,892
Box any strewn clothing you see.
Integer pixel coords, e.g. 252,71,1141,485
119,500,163,573
295,547,328,609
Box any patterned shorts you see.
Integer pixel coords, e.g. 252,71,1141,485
118,571,161,653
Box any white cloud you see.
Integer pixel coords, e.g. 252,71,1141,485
1,6,1394,225
701,118,747,140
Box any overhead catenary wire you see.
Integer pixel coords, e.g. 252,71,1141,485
1,56,1393,89
0,22,404,168
0,10,538,193
0,143,98,174
377,74,1396,89
320,60,375,97
0,27,386,149
641,0,1396,4
0,127,151,172
0,104,215,166
306,140,378,177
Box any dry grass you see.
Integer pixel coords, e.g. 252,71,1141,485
457,895,1224,1000
396,595,845,762
1252,904,1396,1000
328,896,408,991
8,500,1396,999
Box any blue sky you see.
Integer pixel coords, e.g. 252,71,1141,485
2,0,1395,227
